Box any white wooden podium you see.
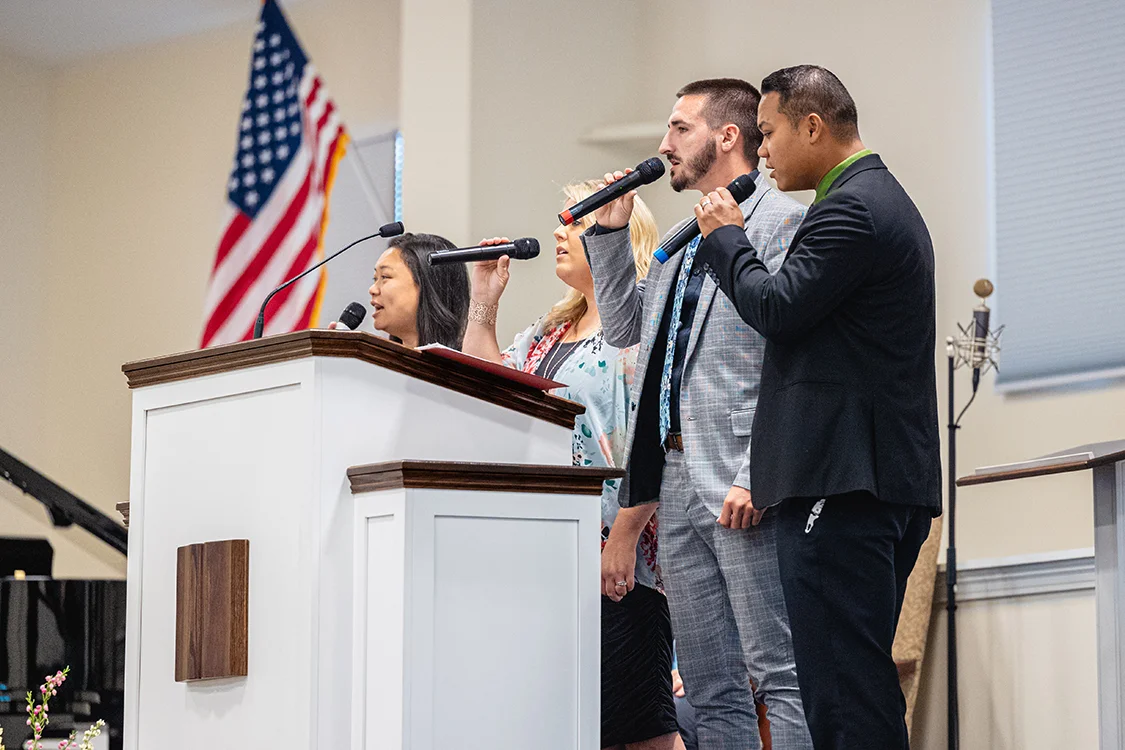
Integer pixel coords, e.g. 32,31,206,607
119,331,613,750
959,439,1125,749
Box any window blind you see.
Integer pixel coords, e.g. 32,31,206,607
991,0,1125,390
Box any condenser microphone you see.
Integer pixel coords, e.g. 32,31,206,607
335,301,367,331
969,278,994,390
252,222,404,339
558,158,666,225
653,173,758,264
949,278,1003,393
428,238,540,266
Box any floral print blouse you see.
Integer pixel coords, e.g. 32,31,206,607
502,316,661,591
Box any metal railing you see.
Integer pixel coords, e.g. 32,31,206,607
0,447,127,555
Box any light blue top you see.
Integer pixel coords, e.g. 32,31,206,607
503,317,661,591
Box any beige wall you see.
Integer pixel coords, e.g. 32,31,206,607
0,46,47,463
399,0,471,241
468,0,650,339
915,590,1099,750
0,48,116,572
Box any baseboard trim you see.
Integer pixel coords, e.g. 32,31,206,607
935,547,1095,603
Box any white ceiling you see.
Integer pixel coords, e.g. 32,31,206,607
0,0,306,65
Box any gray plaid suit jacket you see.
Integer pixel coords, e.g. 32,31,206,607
583,172,805,514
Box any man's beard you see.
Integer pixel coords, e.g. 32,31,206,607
670,141,718,192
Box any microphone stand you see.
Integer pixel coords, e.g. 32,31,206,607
253,223,403,339
945,285,1002,750
944,341,966,750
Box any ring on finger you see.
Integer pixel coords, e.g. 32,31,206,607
701,198,712,207
614,580,628,588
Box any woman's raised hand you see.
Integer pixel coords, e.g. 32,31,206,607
470,237,512,306
591,169,636,230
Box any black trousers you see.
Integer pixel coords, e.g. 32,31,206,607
776,492,932,750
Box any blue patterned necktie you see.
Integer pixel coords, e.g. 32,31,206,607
658,235,702,444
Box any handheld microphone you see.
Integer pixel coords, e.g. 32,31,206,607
428,238,540,266
335,301,367,331
558,158,666,226
252,221,404,339
652,173,758,264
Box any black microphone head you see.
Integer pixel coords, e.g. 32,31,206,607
636,157,666,184
511,238,540,260
378,222,405,238
727,173,758,203
338,301,367,331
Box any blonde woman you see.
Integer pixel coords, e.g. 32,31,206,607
462,182,683,750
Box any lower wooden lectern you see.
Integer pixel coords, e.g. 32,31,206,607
119,331,616,750
959,439,1125,749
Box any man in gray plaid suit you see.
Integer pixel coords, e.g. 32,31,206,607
585,79,812,750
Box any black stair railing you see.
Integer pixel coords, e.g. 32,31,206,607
0,447,127,555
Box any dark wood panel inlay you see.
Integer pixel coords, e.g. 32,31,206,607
200,540,249,679
348,460,625,496
174,544,204,682
957,448,1125,487
121,330,584,429
175,539,249,682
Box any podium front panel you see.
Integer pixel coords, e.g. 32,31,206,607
123,354,575,750
352,486,601,750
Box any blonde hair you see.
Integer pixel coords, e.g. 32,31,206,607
543,179,660,330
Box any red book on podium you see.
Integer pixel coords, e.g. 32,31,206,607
417,344,566,391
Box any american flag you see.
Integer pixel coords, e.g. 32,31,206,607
200,0,347,348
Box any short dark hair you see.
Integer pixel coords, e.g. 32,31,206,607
760,65,859,140
390,232,471,350
676,78,762,162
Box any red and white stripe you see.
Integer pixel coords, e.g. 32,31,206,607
200,67,345,348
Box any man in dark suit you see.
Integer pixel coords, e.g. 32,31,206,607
692,65,942,749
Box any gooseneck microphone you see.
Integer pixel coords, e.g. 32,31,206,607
428,238,540,266
252,222,404,339
653,173,758,264
558,158,666,226
335,301,367,331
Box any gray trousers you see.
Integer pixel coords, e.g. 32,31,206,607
658,451,812,750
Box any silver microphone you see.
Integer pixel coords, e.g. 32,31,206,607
969,278,993,373
951,278,1003,391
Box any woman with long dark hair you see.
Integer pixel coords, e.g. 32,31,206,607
364,232,471,349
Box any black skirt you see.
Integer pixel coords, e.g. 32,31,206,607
601,584,679,748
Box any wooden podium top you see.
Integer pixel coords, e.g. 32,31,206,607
348,460,625,496
122,330,586,428
957,439,1125,487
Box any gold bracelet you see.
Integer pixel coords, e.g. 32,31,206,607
468,299,498,327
